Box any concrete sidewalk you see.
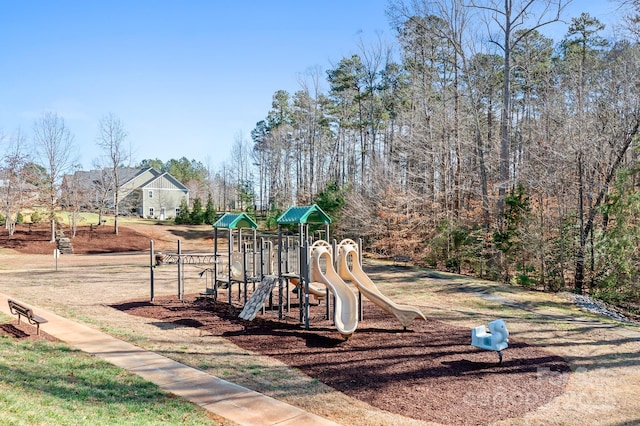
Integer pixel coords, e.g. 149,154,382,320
0,292,340,426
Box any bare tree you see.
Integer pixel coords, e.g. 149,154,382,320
88,159,115,226
230,133,254,211
471,0,569,219
62,163,90,238
32,112,75,242
96,113,129,235
0,130,31,236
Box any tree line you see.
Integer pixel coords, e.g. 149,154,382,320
239,0,640,306
4,0,640,308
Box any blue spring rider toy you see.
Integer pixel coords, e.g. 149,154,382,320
471,319,509,364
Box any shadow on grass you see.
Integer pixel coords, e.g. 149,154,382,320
0,340,210,424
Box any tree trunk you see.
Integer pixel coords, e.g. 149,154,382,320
498,13,511,221
574,118,640,292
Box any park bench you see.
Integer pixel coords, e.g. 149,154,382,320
7,299,48,335
393,254,411,266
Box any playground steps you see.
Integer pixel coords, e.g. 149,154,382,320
56,230,74,254
239,276,278,321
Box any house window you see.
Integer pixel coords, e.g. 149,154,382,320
149,207,155,217
175,208,180,216
148,190,153,198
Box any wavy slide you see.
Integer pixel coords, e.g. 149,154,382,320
309,240,358,337
337,239,426,329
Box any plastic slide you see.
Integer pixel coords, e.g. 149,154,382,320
310,240,358,337
337,239,426,329
289,277,327,300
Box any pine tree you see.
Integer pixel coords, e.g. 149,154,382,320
204,193,217,225
190,197,204,225
174,198,190,225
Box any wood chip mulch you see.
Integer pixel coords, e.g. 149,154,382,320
111,294,571,425
0,320,59,342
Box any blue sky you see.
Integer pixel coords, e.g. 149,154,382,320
0,1,623,171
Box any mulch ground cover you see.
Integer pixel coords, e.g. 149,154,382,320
0,320,59,342
0,224,151,255
112,293,571,425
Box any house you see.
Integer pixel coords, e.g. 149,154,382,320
119,168,189,219
62,167,189,219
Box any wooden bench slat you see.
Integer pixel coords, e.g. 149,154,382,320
29,314,48,324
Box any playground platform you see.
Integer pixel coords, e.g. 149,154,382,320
0,292,339,426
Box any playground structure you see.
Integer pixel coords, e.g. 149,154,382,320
149,239,217,302
210,212,262,305
150,204,428,338
148,205,512,361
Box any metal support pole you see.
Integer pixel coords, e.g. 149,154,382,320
177,240,183,300
358,238,363,320
302,223,310,330
253,229,258,279
150,240,155,302
228,229,232,306
277,225,283,319
214,227,218,283
243,242,248,304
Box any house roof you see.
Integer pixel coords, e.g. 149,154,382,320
138,171,189,192
0,173,38,191
212,213,258,229
64,167,188,193
117,167,145,185
64,167,140,188
276,204,332,225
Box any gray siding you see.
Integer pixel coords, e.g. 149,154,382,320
140,174,189,219
142,187,187,219
118,169,159,202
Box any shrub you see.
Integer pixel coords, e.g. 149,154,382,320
190,197,204,224
204,193,216,225
31,211,42,223
264,206,281,230
174,198,191,224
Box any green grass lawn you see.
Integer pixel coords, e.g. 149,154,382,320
0,324,216,425
19,210,164,227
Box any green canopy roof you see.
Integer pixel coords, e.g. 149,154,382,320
277,204,332,225
212,213,258,229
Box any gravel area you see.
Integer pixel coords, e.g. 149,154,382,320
562,292,630,322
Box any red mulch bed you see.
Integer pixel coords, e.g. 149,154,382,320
0,320,59,342
0,224,151,254
112,293,570,425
